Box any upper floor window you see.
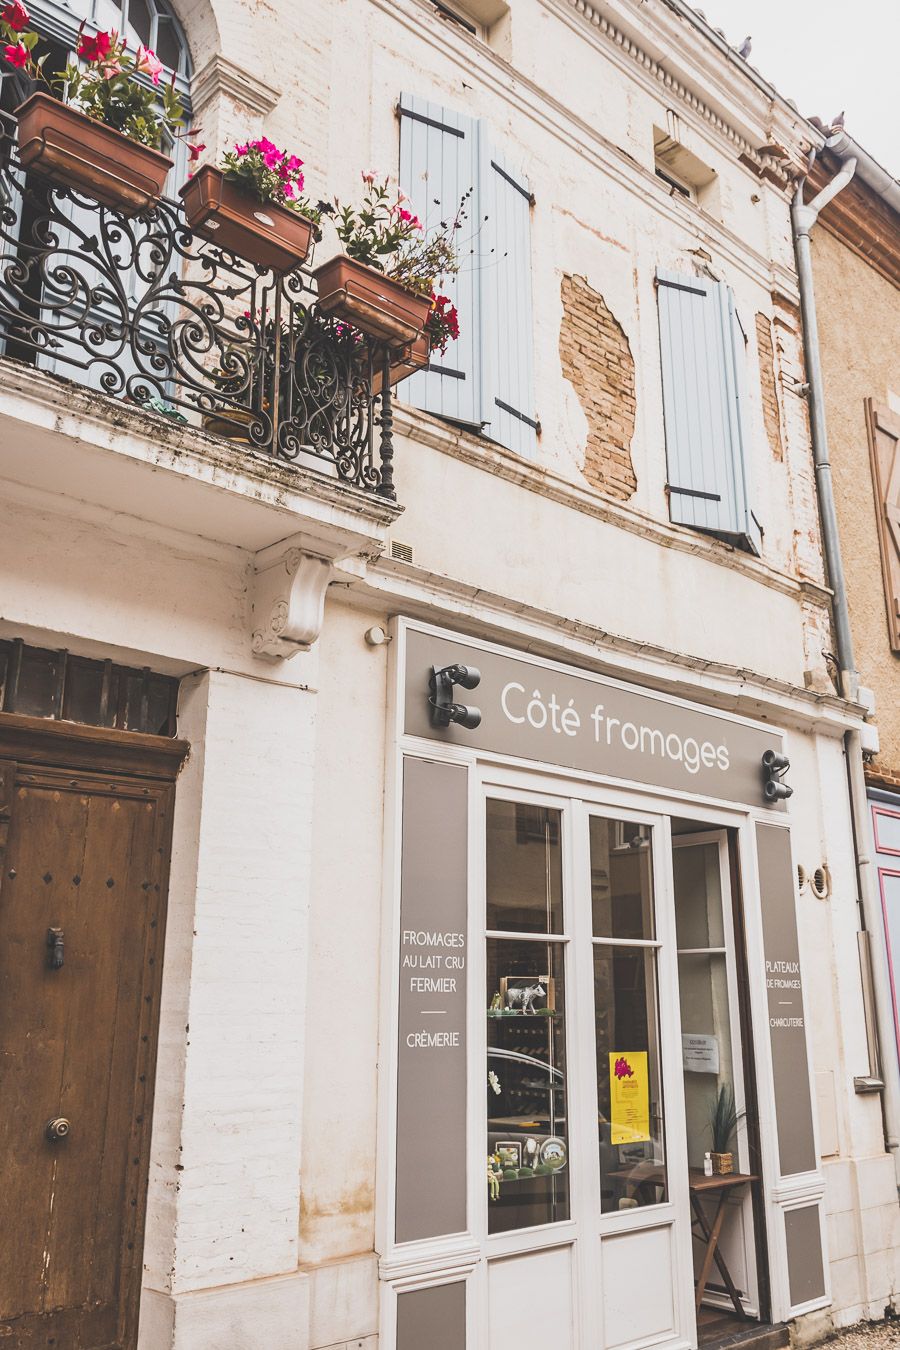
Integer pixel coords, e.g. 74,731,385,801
398,91,537,458
0,0,192,132
656,270,762,556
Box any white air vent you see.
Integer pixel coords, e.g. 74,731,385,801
797,864,807,893
391,541,414,564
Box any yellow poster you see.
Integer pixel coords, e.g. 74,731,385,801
609,1051,650,1145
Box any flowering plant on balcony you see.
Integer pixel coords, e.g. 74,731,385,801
426,292,460,354
219,138,332,237
333,172,467,298
0,7,189,151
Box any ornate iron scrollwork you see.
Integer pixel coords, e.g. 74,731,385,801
0,109,390,496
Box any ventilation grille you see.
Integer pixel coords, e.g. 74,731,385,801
391,541,414,564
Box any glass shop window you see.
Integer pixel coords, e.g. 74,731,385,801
486,800,570,1233
590,816,668,1213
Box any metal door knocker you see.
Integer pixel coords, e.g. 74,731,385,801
46,927,64,969
45,1117,70,1142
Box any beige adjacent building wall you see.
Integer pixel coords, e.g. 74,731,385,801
812,223,900,783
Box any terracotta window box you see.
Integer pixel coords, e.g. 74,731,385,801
179,165,314,275
313,254,431,345
372,333,431,394
15,93,172,216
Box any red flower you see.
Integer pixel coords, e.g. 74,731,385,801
3,40,27,66
1,0,29,32
186,141,206,162
77,28,112,61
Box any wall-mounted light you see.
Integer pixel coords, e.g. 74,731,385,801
429,663,482,730
762,749,793,802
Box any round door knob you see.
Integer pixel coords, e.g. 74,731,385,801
45,1117,70,1142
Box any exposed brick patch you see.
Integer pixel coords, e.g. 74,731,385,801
865,765,900,792
756,311,784,461
560,273,636,500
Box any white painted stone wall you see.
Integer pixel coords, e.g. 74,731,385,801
0,0,893,1344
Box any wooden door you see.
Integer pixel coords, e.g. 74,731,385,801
0,717,186,1350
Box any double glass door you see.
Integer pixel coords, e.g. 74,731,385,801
481,789,760,1349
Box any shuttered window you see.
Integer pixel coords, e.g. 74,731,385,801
657,269,762,555
399,92,537,456
865,400,900,653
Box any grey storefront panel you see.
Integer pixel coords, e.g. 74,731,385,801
404,628,784,808
396,756,469,1244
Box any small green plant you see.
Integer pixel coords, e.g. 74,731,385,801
1,6,198,152
709,1083,740,1154
219,139,332,237
332,172,467,298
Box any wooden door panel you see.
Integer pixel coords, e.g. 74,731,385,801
0,759,175,1350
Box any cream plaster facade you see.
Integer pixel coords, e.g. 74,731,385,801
0,0,897,1347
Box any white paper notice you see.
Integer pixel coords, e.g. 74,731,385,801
682,1033,720,1073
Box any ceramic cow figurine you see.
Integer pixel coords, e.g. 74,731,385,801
506,982,546,1015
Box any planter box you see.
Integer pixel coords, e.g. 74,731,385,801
372,333,431,394
313,254,431,345
180,165,314,275
16,93,172,216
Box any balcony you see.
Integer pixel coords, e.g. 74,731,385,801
0,109,406,656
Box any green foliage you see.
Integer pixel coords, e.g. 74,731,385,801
708,1082,741,1153
1,16,190,151
333,174,466,297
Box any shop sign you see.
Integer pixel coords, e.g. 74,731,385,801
609,1051,650,1145
404,628,785,809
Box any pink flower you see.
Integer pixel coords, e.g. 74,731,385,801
1,1,29,32
187,140,206,162
135,43,162,83
285,154,303,173
234,142,248,156
3,40,27,65
398,207,423,231
361,169,376,185
100,59,122,77
282,181,295,198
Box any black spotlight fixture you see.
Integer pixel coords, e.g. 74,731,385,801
429,664,482,730
762,749,793,802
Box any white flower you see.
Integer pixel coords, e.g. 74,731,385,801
488,1070,501,1096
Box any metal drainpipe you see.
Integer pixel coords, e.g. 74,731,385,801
792,160,900,1188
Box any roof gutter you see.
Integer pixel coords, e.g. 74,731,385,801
825,130,900,214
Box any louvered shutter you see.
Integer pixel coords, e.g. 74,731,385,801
866,400,900,653
399,93,482,426
657,269,761,554
483,150,537,456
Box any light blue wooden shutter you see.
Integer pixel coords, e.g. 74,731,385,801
657,269,762,554
483,149,537,457
399,92,482,426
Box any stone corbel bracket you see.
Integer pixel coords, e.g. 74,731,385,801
252,535,368,660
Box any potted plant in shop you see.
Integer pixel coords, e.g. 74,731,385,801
2,6,197,214
180,139,333,275
708,1083,741,1175
314,172,466,346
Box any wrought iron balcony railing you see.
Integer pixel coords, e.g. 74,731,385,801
0,109,398,499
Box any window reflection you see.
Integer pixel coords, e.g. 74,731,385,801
486,939,570,1232
485,800,569,1232
590,817,667,1213
486,800,563,934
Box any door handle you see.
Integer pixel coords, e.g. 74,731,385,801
45,1117,70,1142
47,927,64,970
